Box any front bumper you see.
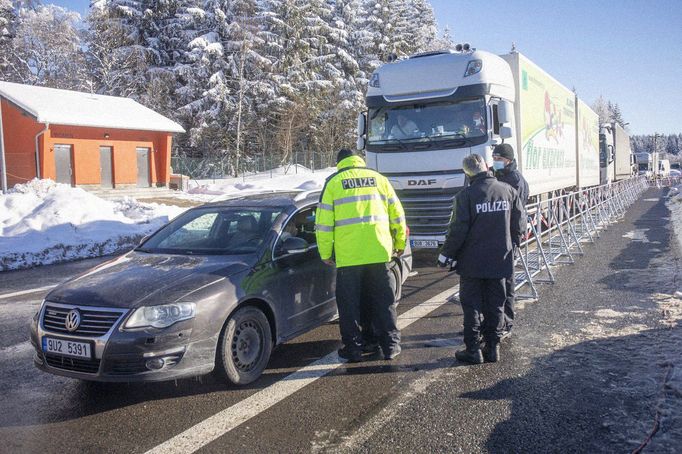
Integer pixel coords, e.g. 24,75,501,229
30,303,216,382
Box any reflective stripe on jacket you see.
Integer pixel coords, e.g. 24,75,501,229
315,155,407,267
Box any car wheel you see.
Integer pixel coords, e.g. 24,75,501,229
216,306,272,385
390,261,402,302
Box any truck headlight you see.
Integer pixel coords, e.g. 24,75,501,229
369,73,380,88
464,59,482,77
124,303,196,329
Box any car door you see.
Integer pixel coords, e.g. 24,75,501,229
271,205,337,336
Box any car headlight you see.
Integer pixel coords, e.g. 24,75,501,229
124,303,196,329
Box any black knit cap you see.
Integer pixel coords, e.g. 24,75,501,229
337,148,355,163
492,143,515,160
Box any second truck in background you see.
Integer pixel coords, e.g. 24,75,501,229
600,122,635,184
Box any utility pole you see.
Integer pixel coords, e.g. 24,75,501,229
651,133,659,176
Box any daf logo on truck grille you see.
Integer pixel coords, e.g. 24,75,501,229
65,309,81,332
407,179,437,186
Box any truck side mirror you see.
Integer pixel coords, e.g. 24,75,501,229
498,101,512,124
357,112,367,137
356,112,367,150
500,126,512,139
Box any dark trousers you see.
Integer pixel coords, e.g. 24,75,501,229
335,262,400,353
459,276,506,350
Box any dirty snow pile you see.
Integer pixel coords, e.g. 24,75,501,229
185,164,334,201
667,184,682,253
0,179,185,271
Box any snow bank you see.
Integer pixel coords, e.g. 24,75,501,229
0,180,185,271
185,165,335,201
667,184,682,255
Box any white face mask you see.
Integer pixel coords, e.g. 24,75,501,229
492,160,506,170
474,118,482,127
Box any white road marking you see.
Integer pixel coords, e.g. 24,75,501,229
145,284,460,454
0,285,57,301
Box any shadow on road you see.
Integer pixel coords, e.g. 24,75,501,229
464,326,682,452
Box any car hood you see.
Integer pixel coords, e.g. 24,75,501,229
46,252,256,309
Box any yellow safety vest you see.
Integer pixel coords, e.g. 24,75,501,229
315,155,407,267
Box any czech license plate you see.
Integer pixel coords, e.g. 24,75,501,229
42,337,91,359
410,239,439,249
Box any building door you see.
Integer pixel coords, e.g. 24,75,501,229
54,144,73,186
99,146,113,188
136,147,150,187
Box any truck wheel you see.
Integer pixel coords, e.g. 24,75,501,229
216,306,272,385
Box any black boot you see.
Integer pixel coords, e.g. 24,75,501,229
455,343,483,365
482,339,500,363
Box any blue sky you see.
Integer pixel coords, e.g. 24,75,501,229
52,0,681,135
430,0,682,135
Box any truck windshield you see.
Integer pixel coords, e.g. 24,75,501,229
367,98,486,144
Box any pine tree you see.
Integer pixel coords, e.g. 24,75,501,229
5,4,90,90
609,102,626,128
591,96,610,125
0,0,16,80
87,0,149,98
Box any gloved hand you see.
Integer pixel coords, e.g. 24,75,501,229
436,254,456,271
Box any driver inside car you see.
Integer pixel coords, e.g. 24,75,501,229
230,215,260,246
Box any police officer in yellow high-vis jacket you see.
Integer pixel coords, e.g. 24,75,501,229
316,149,407,363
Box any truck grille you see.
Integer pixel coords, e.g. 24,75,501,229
42,303,127,337
397,187,460,236
44,353,101,374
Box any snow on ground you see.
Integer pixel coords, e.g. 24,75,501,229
0,167,336,271
184,164,334,202
0,180,185,271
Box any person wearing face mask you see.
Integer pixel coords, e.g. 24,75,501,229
491,143,529,339
437,154,524,364
471,110,486,135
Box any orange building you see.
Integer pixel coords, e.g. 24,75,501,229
0,81,185,190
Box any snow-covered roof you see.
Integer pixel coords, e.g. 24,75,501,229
0,81,185,133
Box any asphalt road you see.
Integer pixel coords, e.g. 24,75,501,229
0,188,680,453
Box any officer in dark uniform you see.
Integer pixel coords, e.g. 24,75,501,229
437,154,524,364
491,143,529,337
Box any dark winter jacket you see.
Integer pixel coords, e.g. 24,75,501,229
494,160,529,207
441,172,524,279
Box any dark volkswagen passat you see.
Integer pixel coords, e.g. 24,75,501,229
30,191,412,385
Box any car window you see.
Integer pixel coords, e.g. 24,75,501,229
140,206,285,255
275,206,318,255
156,212,219,248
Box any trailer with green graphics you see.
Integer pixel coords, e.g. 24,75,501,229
357,47,601,249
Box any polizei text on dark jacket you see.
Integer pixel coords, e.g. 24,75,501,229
475,200,510,214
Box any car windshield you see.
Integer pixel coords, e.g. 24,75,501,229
138,206,285,255
367,98,487,144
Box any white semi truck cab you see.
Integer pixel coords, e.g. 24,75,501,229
356,48,516,248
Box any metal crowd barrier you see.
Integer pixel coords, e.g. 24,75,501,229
513,176,651,300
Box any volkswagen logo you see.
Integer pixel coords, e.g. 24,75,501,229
65,309,81,332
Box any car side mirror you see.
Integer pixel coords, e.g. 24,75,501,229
282,236,309,255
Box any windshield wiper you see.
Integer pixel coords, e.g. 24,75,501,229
373,138,408,150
